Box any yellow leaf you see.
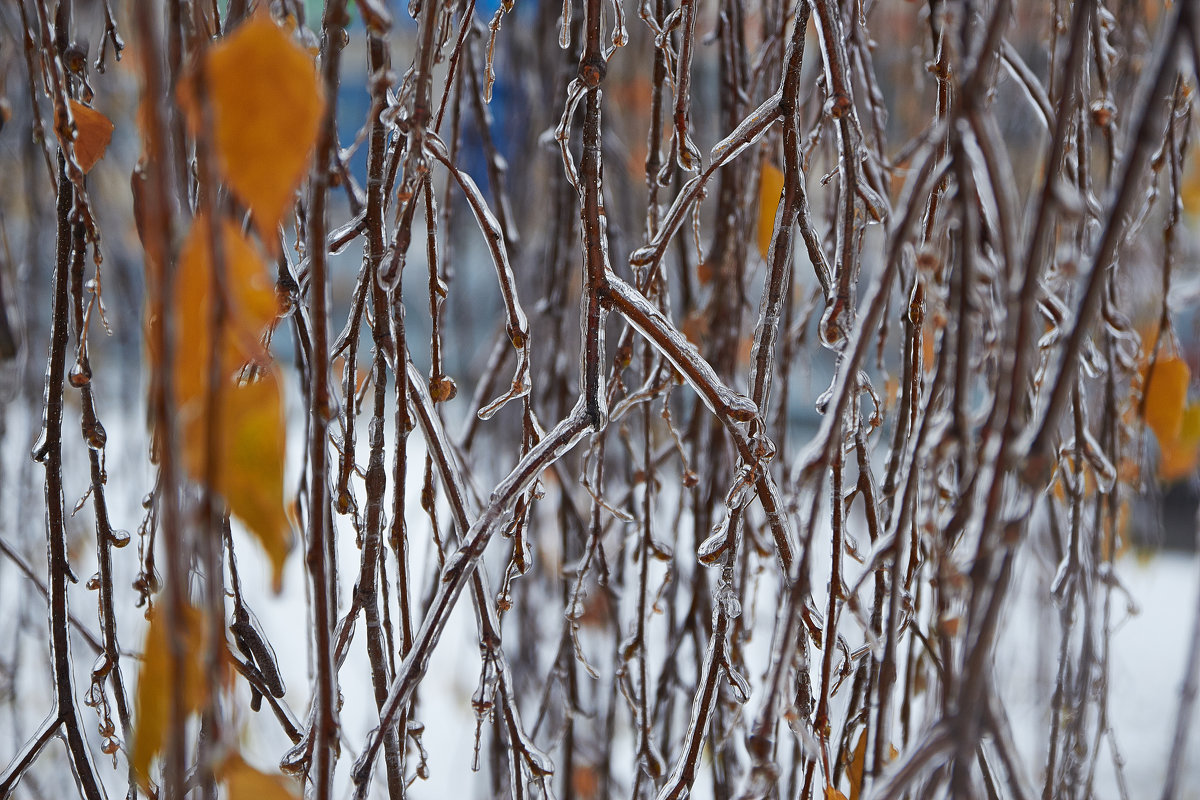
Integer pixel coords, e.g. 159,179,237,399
757,163,785,261
174,216,291,590
59,99,114,173
183,14,325,243
223,374,291,590
219,754,299,800
847,730,867,800
132,603,210,783
825,789,848,800
1181,401,1200,441
179,372,292,593
1160,402,1200,482
1144,354,1190,444
1182,151,1200,213
840,732,897,800
174,215,280,410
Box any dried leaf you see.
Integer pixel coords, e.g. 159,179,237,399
1160,402,1200,482
1144,354,1189,444
847,730,867,800
429,376,458,403
825,789,848,800
757,163,785,260
174,215,291,590
131,603,210,783
219,374,291,590
60,99,114,173
179,371,292,592
1182,151,1200,213
174,215,280,409
182,14,325,242
220,754,299,800
1180,400,1200,441
841,731,897,800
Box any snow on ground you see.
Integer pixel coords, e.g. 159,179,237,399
2,391,1199,798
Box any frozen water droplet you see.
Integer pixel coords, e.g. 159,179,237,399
91,653,113,680
378,247,405,292
718,586,742,619
819,298,848,350
750,433,776,463
31,429,49,463
278,290,297,318
629,244,657,267
109,529,131,548
513,538,532,575
558,0,571,48
815,383,834,415
68,359,91,388
86,573,102,590
724,467,755,510
1081,338,1106,378
280,741,309,776
677,134,701,172
726,663,750,702
698,518,730,565
84,419,107,450
1082,427,1116,494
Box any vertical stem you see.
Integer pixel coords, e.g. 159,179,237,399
307,3,351,797
39,154,106,800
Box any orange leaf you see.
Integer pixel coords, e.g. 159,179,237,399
847,731,867,800
1182,151,1200,213
174,215,280,410
841,731,897,800
757,163,785,261
132,603,211,783
1144,354,1190,444
183,14,325,243
174,215,291,590
1160,402,1200,482
60,100,114,173
222,373,291,590
825,789,848,800
179,371,292,593
219,754,299,800
1180,399,1200,441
